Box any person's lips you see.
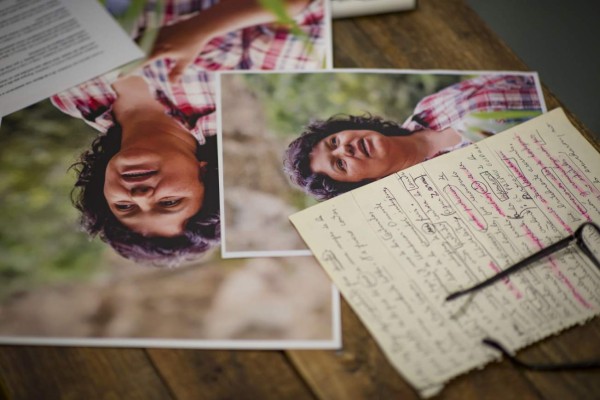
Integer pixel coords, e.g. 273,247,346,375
121,170,157,183
358,138,370,157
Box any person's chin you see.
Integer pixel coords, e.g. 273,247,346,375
112,149,161,171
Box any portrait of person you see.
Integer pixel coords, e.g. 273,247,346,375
218,71,545,256
0,0,337,347
284,74,544,200
50,0,329,265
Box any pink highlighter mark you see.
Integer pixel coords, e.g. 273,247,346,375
567,163,600,197
480,188,505,217
499,152,531,187
516,136,546,169
445,185,486,231
460,163,506,217
519,136,587,197
489,261,523,300
500,150,574,235
532,138,588,196
522,225,591,309
542,167,592,222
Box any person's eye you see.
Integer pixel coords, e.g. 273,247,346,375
159,198,182,208
115,203,134,211
336,158,346,171
330,136,338,147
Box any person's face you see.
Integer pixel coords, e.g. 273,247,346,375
309,129,402,183
104,147,207,237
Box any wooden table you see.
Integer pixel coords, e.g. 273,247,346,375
1,1,598,398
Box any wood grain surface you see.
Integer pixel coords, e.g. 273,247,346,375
1,1,598,399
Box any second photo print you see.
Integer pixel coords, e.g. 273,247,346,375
218,70,545,257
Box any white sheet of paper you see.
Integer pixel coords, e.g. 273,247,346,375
0,0,144,117
290,108,600,397
331,0,416,18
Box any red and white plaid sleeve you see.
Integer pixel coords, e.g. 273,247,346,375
133,0,325,71
51,61,216,144
183,0,326,71
402,74,542,132
50,72,119,133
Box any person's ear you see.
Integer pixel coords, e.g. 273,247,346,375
198,160,208,176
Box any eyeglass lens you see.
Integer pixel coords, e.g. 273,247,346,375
580,223,600,268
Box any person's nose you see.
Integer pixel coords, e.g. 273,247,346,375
130,185,154,210
332,143,354,157
131,185,154,197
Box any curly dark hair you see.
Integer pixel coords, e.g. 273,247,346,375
71,124,220,266
283,114,412,200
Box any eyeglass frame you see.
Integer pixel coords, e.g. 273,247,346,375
445,221,600,371
446,221,600,302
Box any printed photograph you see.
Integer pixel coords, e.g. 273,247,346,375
0,0,337,347
219,70,545,257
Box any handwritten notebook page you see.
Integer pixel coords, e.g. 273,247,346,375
290,109,600,397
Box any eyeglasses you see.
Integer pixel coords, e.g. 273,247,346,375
446,222,600,301
446,222,600,371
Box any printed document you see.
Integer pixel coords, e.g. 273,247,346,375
0,0,144,116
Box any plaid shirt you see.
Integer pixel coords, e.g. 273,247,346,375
402,74,542,131
401,74,543,159
50,0,325,142
136,0,326,71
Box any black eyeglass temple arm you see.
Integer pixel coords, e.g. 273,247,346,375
483,338,600,371
446,235,574,301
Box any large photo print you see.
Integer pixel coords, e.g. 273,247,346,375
219,70,546,257
0,0,338,347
